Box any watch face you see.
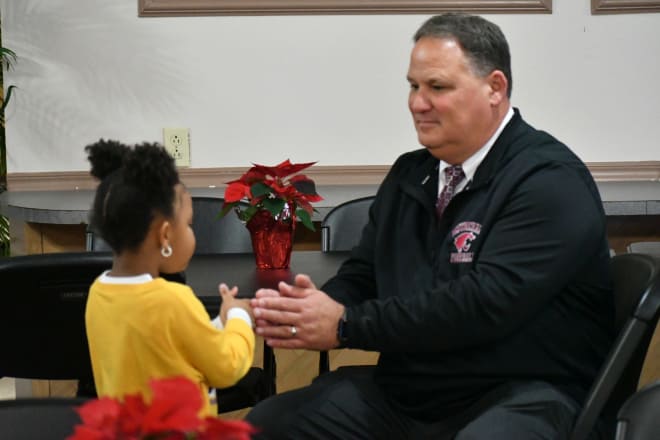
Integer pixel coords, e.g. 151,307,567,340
337,315,348,344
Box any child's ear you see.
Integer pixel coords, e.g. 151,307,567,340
158,220,171,249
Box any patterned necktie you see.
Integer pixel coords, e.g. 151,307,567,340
436,165,465,219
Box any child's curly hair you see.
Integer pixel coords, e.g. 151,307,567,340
86,139,180,254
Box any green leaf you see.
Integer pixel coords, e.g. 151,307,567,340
251,182,273,198
292,178,317,195
1,85,16,121
0,215,10,256
218,202,235,219
296,209,315,231
262,198,285,217
0,47,17,70
239,205,259,222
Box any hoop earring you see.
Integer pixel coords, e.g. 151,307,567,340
161,244,173,258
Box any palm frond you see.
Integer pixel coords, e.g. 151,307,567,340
0,47,17,70
0,215,10,256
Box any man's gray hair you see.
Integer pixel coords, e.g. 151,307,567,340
414,13,512,98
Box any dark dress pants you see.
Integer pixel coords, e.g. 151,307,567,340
246,367,581,440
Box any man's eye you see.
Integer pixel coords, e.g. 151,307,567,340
409,84,419,91
431,85,445,91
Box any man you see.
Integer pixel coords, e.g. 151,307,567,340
248,13,614,439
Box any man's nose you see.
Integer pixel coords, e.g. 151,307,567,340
409,91,431,112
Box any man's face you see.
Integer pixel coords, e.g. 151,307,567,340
407,37,500,164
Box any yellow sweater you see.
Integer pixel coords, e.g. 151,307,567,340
85,277,255,415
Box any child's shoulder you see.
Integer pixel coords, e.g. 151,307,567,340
156,278,206,307
154,277,196,299
154,278,208,319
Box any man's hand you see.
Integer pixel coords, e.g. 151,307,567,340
251,274,345,350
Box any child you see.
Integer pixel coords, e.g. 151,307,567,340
84,139,255,416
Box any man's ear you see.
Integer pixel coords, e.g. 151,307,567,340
487,70,508,105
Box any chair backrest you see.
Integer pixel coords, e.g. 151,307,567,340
191,198,273,413
627,241,660,257
317,196,374,374
86,197,252,254
191,197,252,254
570,253,660,440
615,380,660,440
321,196,375,252
0,252,112,384
0,397,86,440
86,225,111,252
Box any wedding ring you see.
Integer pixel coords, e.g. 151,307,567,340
290,325,297,337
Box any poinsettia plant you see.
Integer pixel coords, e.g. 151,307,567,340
67,376,256,440
220,159,323,231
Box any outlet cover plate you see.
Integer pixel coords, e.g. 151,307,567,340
163,127,191,167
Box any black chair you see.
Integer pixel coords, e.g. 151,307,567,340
626,241,660,257
0,397,87,440
318,196,375,375
86,196,252,254
85,225,111,252
321,196,375,252
190,196,275,413
0,252,113,397
615,380,660,440
570,253,660,440
191,196,252,254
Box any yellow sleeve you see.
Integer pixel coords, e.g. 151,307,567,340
171,285,256,389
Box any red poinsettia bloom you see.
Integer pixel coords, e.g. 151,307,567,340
140,377,203,434
199,418,258,440
220,159,323,231
68,377,255,440
72,397,122,440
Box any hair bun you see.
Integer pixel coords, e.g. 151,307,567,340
85,139,131,180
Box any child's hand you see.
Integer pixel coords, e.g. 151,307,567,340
219,283,254,325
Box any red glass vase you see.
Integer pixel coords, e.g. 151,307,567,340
246,209,295,270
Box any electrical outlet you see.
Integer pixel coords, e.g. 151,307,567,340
163,127,191,167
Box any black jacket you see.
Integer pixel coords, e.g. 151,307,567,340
322,110,614,418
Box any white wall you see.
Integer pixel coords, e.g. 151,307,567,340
1,0,659,173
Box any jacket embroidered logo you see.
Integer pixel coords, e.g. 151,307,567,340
450,222,482,263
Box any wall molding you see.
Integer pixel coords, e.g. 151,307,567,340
7,162,659,192
138,0,552,16
592,0,660,14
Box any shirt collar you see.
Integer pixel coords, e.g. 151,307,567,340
99,270,154,284
439,106,514,187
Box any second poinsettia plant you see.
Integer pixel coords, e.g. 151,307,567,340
220,159,323,231
67,376,255,439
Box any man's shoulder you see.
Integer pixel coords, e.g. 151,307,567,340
514,131,589,176
389,148,434,174
504,115,588,175
396,147,431,163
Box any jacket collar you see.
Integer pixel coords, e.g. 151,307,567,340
398,108,528,206
469,108,527,189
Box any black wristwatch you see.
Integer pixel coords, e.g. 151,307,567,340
336,309,348,347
